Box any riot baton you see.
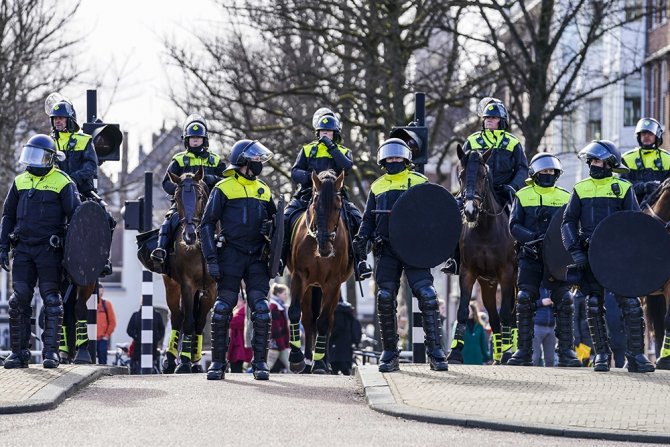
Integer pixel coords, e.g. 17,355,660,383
341,207,365,300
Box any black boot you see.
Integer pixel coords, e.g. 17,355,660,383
377,285,400,373
416,285,448,371
207,310,231,381
586,294,610,372
151,213,176,263
4,299,31,369
441,245,460,275
42,294,64,369
353,242,372,281
251,313,271,381
73,320,93,364
508,291,534,366
618,297,654,373
555,290,581,367
447,322,466,364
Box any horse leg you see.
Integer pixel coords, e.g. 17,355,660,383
645,294,666,358
447,270,477,364
163,277,182,374
481,282,502,364
498,273,517,364
301,287,316,373
175,283,195,374
192,284,215,374
311,284,338,374
288,275,306,373
73,284,96,364
59,282,77,363
656,289,670,369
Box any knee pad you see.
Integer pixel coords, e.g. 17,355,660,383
414,284,438,312
252,300,270,323
587,294,602,316
43,294,63,317
555,289,574,312
8,293,30,318
516,290,534,313
211,300,233,323
377,285,397,314
621,297,643,319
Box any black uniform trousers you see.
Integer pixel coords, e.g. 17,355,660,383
374,246,433,293
216,246,270,310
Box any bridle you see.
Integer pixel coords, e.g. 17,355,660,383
460,151,504,218
305,190,341,243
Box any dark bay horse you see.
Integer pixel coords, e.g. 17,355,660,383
162,168,216,374
287,170,353,374
641,178,670,369
447,147,517,364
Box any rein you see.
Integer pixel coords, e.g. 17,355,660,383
461,152,505,218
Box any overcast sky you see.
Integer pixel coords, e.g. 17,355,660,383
61,0,224,174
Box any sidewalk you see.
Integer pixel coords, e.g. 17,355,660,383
357,364,670,444
0,364,125,414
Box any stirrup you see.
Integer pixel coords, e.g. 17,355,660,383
440,258,458,275
150,248,167,263
100,260,113,277
356,261,373,280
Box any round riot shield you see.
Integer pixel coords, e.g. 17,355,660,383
389,183,462,268
543,205,573,281
63,201,112,286
589,211,670,297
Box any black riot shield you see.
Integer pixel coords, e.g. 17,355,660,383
389,183,462,269
63,201,112,286
268,198,285,278
589,211,670,297
543,205,574,281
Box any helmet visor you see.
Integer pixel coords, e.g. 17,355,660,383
312,108,336,129
635,118,661,137
529,155,562,176
241,141,274,163
578,142,611,161
19,146,54,167
183,113,207,130
477,97,503,117
377,140,412,164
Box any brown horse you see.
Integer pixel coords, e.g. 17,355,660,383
447,147,517,364
162,168,216,374
640,177,670,369
287,170,353,374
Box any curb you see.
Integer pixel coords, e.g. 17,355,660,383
0,365,127,415
355,365,670,444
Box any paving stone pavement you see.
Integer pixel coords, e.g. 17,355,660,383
357,363,670,443
0,364,124,414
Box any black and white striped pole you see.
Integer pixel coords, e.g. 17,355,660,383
87,283,98,362
140,172,154,374
412,295,426,363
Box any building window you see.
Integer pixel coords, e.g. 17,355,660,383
624,74,642,126
656,0,668,25
625,0,643,21
587,98,602,141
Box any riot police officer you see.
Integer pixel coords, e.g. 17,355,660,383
200,139,278,381
621,118,670,203
507,153,580,367
281,109,371,279
353,138,448,372
442,98,529,275
562,140,654,373
151,114,226,263
1,135,81,369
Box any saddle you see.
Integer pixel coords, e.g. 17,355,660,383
136,229,168,275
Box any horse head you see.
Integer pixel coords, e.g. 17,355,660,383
168,167,209,246
457,145,493,225
309,169,344,258
647,177,670,224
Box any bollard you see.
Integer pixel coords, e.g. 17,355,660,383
412,296,426,363
141,269,154,374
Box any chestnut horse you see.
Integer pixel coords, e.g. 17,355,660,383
640,177,670,369
162,168,216,373
447,147,517,364
287,170,353,373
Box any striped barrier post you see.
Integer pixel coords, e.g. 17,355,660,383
87,282,98,362
141,269,154,374
412,295,426,363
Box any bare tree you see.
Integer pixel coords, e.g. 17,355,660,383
0,0,81,198
450,0,648,157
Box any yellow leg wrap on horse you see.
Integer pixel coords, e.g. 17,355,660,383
181,334,192,360
59,326,69,353
512,327,518,351
313,335,327,361
451,338,464,350
75,320,88,348
492,333,502,361
167,329,180,357
289,323,301,349
501,325,513,353
661,334,670,359
192,334,203,362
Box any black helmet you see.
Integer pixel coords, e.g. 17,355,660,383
578,140,629,174
182,114,209,150
528,153,563,178
635,117,663,148
312,108,342,131
314,114,342,143
481,101,509,130
49,101,79,132
224,139,274,172
19,134,58,168
377,138,412,165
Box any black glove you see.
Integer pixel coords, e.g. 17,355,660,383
0,250,9,272
259,220,273,239
353,235,369,255
319,136,338,153
646,181,661,194
572,251,589,271
207,261,220,281
504,184,517,203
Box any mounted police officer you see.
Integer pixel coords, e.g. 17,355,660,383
562,140,654,373
200,139,278,381
1,135,81,369
621,118,670,203
507,153,580,367
353,138,448,372
281,109,371,279
151,114,226,263
442,98,529,275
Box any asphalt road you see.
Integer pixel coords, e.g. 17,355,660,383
0,373,660,446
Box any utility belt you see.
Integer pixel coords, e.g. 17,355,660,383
11,233,63,249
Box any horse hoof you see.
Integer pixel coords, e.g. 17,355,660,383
290,361,306,374
446,350,463,364
191,363,204,374
175,362,192,374
501,351,513,364
73,349,92,365
311,360,328,374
